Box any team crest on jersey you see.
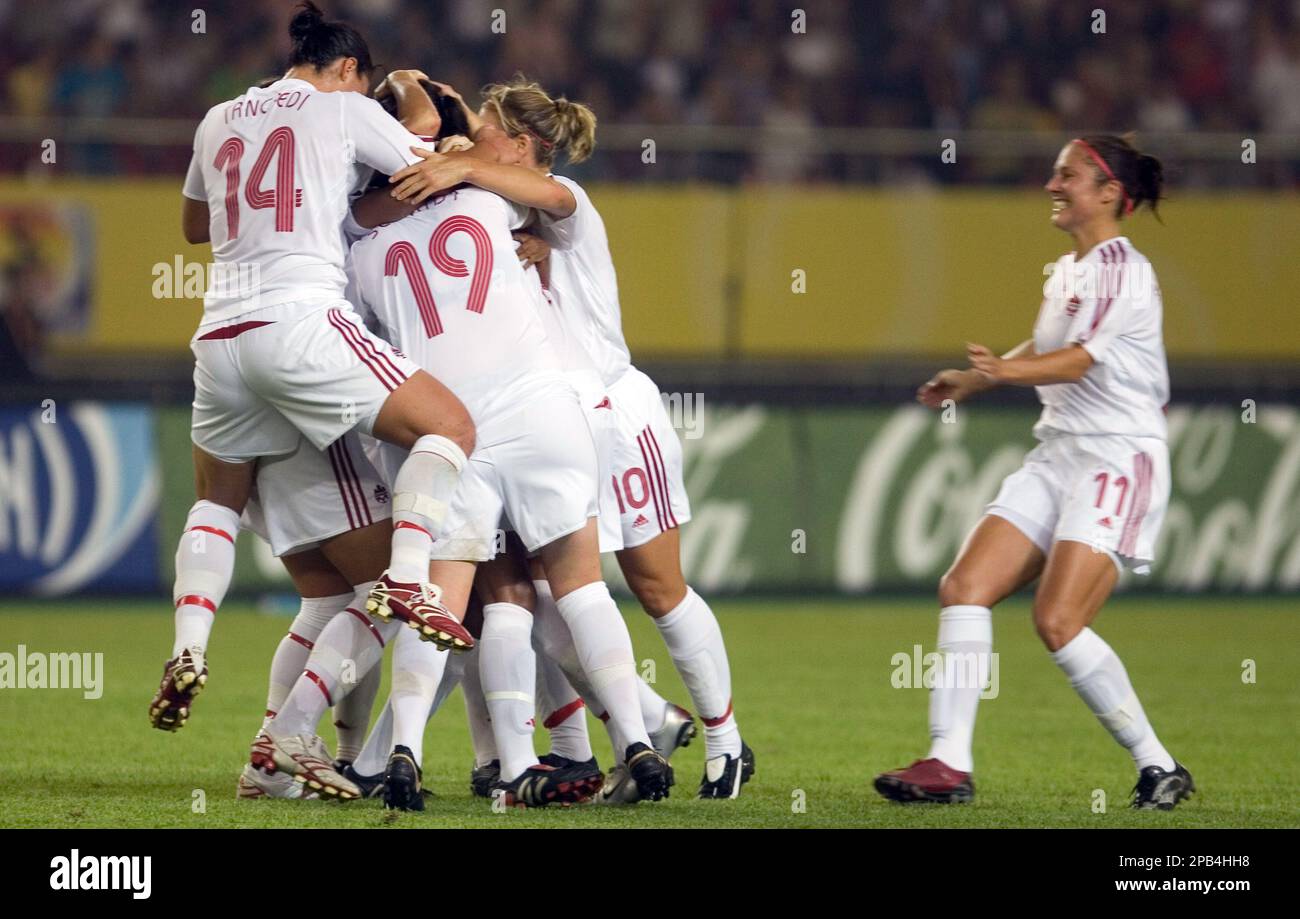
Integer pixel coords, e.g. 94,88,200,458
373,484,389,504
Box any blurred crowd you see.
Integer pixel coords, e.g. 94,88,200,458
1,0,1299,183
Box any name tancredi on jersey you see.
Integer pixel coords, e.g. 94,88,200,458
225,88,311,122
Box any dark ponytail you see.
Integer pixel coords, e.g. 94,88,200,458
287,1,373,76
1076,133,1165,219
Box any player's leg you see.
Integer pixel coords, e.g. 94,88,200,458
533,634,594,767
617,528,748,798
380,558,475,810
240,547,353,800
875,514,1045,803
1036,541,1191,809
149,445,254,732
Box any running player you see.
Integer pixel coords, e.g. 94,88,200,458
386,78,753,799
875,135,1193,810
150,3,476,735
348,140,673,807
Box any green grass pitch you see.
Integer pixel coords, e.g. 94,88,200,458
1,595,1296,828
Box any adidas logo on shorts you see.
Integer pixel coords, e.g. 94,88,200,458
632,514,649,528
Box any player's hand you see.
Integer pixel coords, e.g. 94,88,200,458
966,342,1004,383
513,232,551,267
389,148,471,205
437,134,474,154
428,81,465,106
917,369,974,408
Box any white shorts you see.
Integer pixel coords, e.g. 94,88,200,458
190,300,419,462
986,434,1169,574
242,432,392,557
370,380,599,562
601,366,692,551
567,369,622,553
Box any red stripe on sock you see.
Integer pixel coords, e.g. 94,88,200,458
175,594,216,613
187,525,234,544
701,699,734,728
394,520,433,540
542,698,586,729
288,632,314,650
346,607,386,648
304,669,334,706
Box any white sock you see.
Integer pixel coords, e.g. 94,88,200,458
460,646,499,767
1052,628,1176,772
555,581,650,754
480,603,539,782
535,647,593,762
389,627,450,766
268,582,398,738
389,434,466,583
653,587,739,758
263,592,351,726
353,653,464,778
333,661,381,763
926,605,992,774
171,500,240,656
637,678,669,734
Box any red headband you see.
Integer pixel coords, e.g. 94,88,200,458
1072,138,1133,216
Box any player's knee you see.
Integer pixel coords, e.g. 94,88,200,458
938,568,986,608
628,571,686,618
485,579,537,612
1032,604,1080,652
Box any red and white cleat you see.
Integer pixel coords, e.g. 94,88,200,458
366,572,474,652
262,732,361,800
148,648,207,731
874,758,974,804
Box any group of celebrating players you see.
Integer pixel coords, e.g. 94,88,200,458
149,1,750,810
150,1,1193,815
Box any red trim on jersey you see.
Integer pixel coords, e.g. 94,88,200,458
175,594,217,613
288,632,314,651
346,607,386,648
701,699,734,728
1086,242,1127,340
327,308,406,391
394,520,433,540
304,669,333,706
1119,452,1153,557
187,524,235,544
196,320,276,341
636,430,667,532
646,427,679,529
542,698,586,729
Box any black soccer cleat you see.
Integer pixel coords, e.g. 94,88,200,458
495,760,603,809
382,745,424,812
698,741,756,799
470,759,501,799
1131,761,1194,810
540,752,600,772
340,763,385,799
625,742,673,802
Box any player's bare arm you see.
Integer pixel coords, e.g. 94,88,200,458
917,338,1034,407
374,69,441,135
967,341,1092,386
182,197,210,244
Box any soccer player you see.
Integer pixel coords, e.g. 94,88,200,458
150,3,476,736
387,78,754,799
874,135,1193,810
348,134,673,808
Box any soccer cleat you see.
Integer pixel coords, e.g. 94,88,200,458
494,760,603,809
625,742,673,802
698,741,756,800
540,752,599,772
873,758,974,804
594,763,639,805
366,573,474,652
257,732,361,800
382,745,424,812
1131,762,1195,810
470,759,501,799
236,763,311,800
148,648,207,731
341,763,386,799
650,703,697,760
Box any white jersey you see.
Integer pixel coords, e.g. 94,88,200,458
536,176,632,387
1032,236,1169,441
350,187,565,424
182,78,430,324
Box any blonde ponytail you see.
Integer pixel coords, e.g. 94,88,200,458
481,76,597,166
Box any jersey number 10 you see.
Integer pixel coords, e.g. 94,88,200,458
383,216,494,338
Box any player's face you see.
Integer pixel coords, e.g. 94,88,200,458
1045,144,1118,232
478,106,531,167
